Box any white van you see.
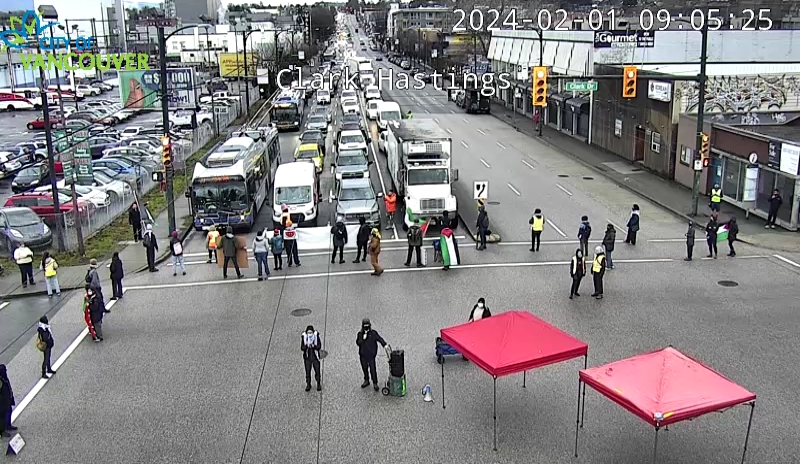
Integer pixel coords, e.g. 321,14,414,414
273,162,319,227
376,101,401,131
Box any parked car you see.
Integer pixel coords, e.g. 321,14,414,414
4,191,94,226
11,163,50,193
27,116,62,131
87,138,120,159
92,166,140,188
92,158,146,179
90,80,113,92
34,184,110,208
120,126,144,139
0,207,52,254
120,138,161,155
0,152,25,179
76,84,101,96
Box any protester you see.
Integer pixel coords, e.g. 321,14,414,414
685,221,695,262
368,228,383,276
283,220,300,267
353,217,370,263
301,325,322,392
766,189,783,229
590,246,606,299
86,259,107,311
128,203,142,242
279,204,290,230
0,364,15,437
384,191,397,229
577,216,592,258
142,224,159,272
726,217,739,257
529,208,544,252
269,228,284,270
13,242,34,288
37,316,56,379
705,217,719,259
109,252,124,299
356,318,386,391
468,298,491,321
252,229,271,280
439,227,461,271
331,216,348,264
476,201,489,251
625,204,640,245
85,285,104,342
569,249,585,299
404,219,424,267
205,225,220,264
170,231,186,276
221,227,243,279
602,224,616,269
40,251,60,297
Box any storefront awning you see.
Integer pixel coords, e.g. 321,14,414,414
567,97,590,111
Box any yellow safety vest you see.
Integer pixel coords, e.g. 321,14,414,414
531,216,544,231
592,255,605,273
44,259,58,277
711,189,722,203
207,230,220,249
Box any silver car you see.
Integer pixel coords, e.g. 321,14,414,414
334,149,371,181
306,114,329,133
332,177,382,226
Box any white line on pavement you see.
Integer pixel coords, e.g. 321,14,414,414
169,246,417,266
773,254,800,268
507,183,521,196
434,118,440,123
521,160,535,170
496,141,506,150
446,128,452,134
499,238,690,246
480,158,491,168
450,110,455,114
647,239,688,243
607,220,624,231
425,109,430,114
461,118,469,123
546,218,567,237
0,302,9,311
461,140,469,148
555,184,573,196
478,129,486,135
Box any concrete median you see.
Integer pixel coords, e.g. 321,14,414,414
452,181,501,244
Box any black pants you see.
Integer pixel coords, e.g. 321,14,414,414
570,276,582,296
331,245,344,262
355,243,367,262
687,244,694,260
304,355,321,385
531,231,541,251
767,210,778,226
146,247,156,270
728,239,736,255
42,346,52,376
223,256,241,277
592,273,604,295
579,240,589,258
478,228,487,249
286,241,300,266
208,249,217,263
111,277,123,298
360,356,378,384
707,238,717,256
273,252,283,269
625,229,637,245
0,404,10,432
132,225,142,242
18,263,34,285
405,245,421,265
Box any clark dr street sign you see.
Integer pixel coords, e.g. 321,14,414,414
565,81,598,92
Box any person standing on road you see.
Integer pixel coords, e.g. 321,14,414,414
685,221,695,262
406,110,413,119
590,246,606,299
37,316,56,379
710,184,722,213
625,205,640,245
384,191,397,230
331,217,348,264
40,251,60,297
0,364,16,437
109,252,124,299
404,219,424,267
85,285,104,342
128,203,142,242
766,189,783,229
356,318,386,391
726,217,739,257
142,224,159,272
469,298,491,321
14,242,34,288
252,229,271,280
283,220,301,267
705,218,719,259
476,201,489,251
205,225,220,264
86,259,107,311
221,227,243,279
269,228,284,270
353,217,370,263
368,228,383,276
170,231,186,276
569,249,585,299
529,208,544,252
577,216,592,257
602,224,616,270
301,325,322,392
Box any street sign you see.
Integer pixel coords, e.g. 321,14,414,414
473,181,488,200
74,149,93,185
748,152,758,164
565,81,598,92
693,160,703,171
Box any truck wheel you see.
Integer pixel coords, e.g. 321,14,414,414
449,216,459,229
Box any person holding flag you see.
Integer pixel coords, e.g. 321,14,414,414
719,217,739,257
384,191,397,230
439,227,461,271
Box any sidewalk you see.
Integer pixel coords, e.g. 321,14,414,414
490,102,800,253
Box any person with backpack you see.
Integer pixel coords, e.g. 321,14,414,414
109,252,124,299
40,251,60,297
354,217,371,263
625,204,640,245
476,202,489,251
252,229,271,280
142,224,159,272
170,231,186,276
86,259,107,311
569,248,586,299
269,228,284,270
577,216,592,258
36,316,56,379
330,217,348,264
221,227,243,279
404,218,424,267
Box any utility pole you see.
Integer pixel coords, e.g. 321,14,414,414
690,21,710,217
242,27,251,120
158,26,177,235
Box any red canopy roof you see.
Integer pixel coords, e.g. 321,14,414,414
440,311,588,377
579,347,757,427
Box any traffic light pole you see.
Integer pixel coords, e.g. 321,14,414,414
158,26,177,235
690,21,710,217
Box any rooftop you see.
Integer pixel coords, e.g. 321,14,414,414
729,122,800,145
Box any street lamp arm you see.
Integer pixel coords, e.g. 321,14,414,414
165,24,211,42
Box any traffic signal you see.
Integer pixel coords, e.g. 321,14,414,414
622,66,638,98
700,132,710,167
532,66,547,107
161,135,172,167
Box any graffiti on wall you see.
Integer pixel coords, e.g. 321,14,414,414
709,111,800,126
679,74,800,114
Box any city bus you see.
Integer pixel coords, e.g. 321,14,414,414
270,90,304,131
188,131,277,231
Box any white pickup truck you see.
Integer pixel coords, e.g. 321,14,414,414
171,110,213,127
199,91,240,104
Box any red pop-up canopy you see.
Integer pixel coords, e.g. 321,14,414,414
439,311,588,450
574,347,757,463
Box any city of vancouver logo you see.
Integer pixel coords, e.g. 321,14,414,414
0,11,59,52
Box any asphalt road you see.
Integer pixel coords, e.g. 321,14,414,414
0,292,75,366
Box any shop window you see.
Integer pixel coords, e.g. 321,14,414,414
775,175,795,223
680,145,692,166
722,157,745,202
651,131,661,154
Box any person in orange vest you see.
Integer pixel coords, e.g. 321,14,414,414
205,225,220,264
383,190,397,230
280,203,291,231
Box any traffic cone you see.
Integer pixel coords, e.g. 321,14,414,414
422,384,433,403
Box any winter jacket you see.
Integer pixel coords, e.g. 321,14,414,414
627,212,640,232
283,225,297,241
42,257,58,277
221,233,238,257
476,209,489,230
768,193,783,214
357,224,371,245
578,221,592,241
407,225,423,246
143,231,158,251
301,331,322,360
469,303,491,321
727,219,739,240
252,234,269,254
86,267,101,290
110,256,124,279
685,227,695,246
356,328,386,359
570,253,585,278
169,237,184,256
591,254,606,277
13,246,33,264
128,207,141,227
706,221,718,240
37,325,54,349
331,222,348,247
0,366,14,409
602,228,616,252
88,295,104,324
369,236,381,255
269,235,284,254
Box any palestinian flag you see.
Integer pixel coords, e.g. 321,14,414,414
407,206,431,236
439,228,461,267
716,224,729,242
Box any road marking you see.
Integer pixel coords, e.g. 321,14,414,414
521,160,535,170
461,118,469,123
499,240,604,246
507,183,521,196
360,98,398,240
480,158,491,168
773,254,800,268
446,128,452,134
461,140,469,148
450,110,455,114
647,239,688,243
0,302,9,311
496,141,506,150
477,129,486,135
434,118,440,123
555,184,573,196
424,109,430,114
546,218,567,238
607,220,624,231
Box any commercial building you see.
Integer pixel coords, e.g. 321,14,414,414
172,0,222,24
387,5,453,39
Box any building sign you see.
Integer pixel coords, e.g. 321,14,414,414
648,81,672,102
218,53,258,78
118,68,196,109
614,119,622,137
779,143,800,175
767,141,781,170
73,148,93,185
593,30,655,49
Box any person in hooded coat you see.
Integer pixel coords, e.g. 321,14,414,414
476,203,489,250
726,217,739,257
705,218,719,259
301,325,322,392
590,246,606,299
37,315,56,379
85,285,105,342
353,217,371,263
685,221,695,261
170,231,186,276
86,258,107,311
253,229,271,280
331,217,348,264
221,227,243,279
469,298,491,321
356,318,386,391
602,224,616,269
142,224,159,272
625,204,640,245
569,248,585,299
128,203,142,242
439,228,461,271
0,364,16,437
109,252,124,299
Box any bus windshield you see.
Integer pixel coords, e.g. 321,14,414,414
276,186,313,205
272,106,298,121
193,181,249,212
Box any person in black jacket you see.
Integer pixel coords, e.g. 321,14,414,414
330,217,348,264
476,203,489,250
128,203,142,242
625,204,640,245
142,224,159,272
404,219,424,267
87,286,105,342
109,252,124,299
468,298,491,321
37,316,56,379
601,224,616,270
726,217,739,257
569,249,585,299
705,218,719,259
766,189,782,229
356,318,386,391
301,325,322,392
353,217,371,263
0,364,16,437
685,221,695,261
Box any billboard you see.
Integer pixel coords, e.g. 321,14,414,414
118,68,197,109
219,53,258,78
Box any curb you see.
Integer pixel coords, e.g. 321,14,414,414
133,220,195,274
0,284,87,300
457,214,502,244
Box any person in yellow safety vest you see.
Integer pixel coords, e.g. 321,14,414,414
529,208,545,252
407,110,412,119
205,225,220,264
710,183,722,213
590,246,606,300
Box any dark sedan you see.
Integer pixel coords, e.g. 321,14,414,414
11,164,50,193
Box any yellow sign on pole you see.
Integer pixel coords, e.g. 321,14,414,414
218,53,258,78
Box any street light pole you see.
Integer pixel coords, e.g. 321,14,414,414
202,25,218,136
242,27,253,120
690,21,710,217
157,26,176,235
